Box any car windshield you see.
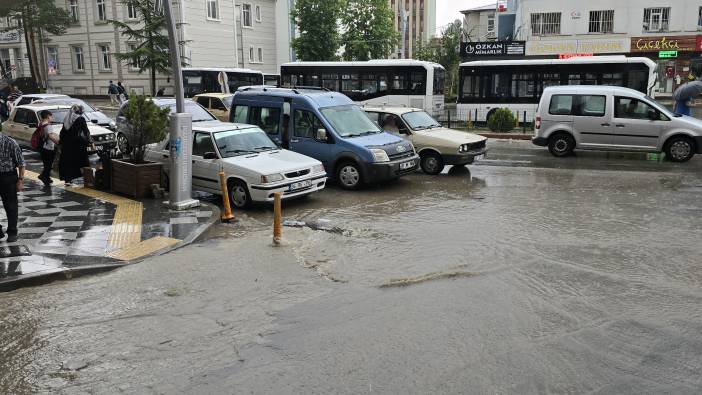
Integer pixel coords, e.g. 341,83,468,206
166,103,216,122
320,105,381,137
214,127,279,157
45,109,71,124
402,111,441,130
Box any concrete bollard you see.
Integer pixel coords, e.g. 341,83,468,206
273,192,282,244
219,170,235,222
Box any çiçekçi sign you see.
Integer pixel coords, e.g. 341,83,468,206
630,35,698,52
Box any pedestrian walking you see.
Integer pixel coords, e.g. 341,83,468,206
108,81,119,106
673,74,702,116
59,105,91,186
6,85,22,111
156,87,165,97
117,81,128,103
0,127,25,242
36,110,60,187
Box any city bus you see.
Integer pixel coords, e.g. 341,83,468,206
280,60,446,113
182,67,264,98
457,56,658,123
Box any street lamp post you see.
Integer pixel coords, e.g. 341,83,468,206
163,0,199,210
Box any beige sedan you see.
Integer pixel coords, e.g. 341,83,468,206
193,93,234,122
363,106,488,175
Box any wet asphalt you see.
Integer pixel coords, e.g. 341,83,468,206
1,140,702,394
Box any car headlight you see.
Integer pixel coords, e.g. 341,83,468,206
312,164,325,174
370,148,389,162
109,121,116,129
261,173,284,183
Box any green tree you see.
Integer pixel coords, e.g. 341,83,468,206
122,93,170,163
0,0,71,86
436,20,463,97
414,38,441,63
110,0,171,96
290,0,345,61
341,0,398,61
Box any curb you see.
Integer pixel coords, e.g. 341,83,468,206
0,201,222,292
478,133,532,140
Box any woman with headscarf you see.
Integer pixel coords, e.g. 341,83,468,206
59,104,91,186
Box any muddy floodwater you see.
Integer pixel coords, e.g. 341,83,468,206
2,141,702,393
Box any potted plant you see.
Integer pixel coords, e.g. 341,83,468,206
111,94,169,198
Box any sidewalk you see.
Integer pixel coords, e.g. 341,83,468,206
0,151,219,291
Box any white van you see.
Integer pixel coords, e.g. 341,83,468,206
532,86,702,162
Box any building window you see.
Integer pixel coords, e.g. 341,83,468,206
697,7,702,29
73,46,84,71
242,3,252,27
96,0,107,21
69,0,79,23
255,4,261,22
643,7,670,33
530,12,561,36
589,10,614,33
127,43,141,70
99,44,111,70
127,2,138,19
46,47,59,72
248,45,254,63
207,0,219,20
487,12,495,34
257,47,263,63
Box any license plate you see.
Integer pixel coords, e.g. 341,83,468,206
289,180,312,191
474,155,485,161
400,160,415,170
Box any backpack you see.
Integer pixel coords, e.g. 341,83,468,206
31,124,47,151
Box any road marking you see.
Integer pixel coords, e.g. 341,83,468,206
107,236,180,261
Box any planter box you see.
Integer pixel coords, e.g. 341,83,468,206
111,159,162,198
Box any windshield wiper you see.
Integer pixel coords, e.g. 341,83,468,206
225,149,257,154
253,146,277,151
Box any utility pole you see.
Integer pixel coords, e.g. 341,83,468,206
163,0,199,210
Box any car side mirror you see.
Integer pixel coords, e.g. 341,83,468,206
203,151,217,160
399,128,410,135
316,128,328,141
648,109,658,120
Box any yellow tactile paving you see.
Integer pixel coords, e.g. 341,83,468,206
106,236,180,261
24,170,182,260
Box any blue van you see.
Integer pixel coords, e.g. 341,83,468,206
230,87,419,189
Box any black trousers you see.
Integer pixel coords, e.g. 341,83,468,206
0,171,18,236
40,149,55,180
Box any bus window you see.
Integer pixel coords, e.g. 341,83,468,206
486,72,510,99
433,68,445,95
322,74,339,91
361,74,378,95
511,73,534,98
341,74,360,95
391,73,407,92
602,73,623,86
567,73,581,85
583,73,598,85
411,72,425,94
379,75,388,92
304,74,321,87
462,75,480,98
628,71,647,93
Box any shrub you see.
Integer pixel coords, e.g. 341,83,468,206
487,108,516,133
122,94,170,163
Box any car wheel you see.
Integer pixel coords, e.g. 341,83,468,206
548,133,575,157
228,179,252,209
116,132,130,155
420,152,444,175
336,161,363,190
665,136,695,162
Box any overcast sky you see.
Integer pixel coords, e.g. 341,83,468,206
436,0,497,33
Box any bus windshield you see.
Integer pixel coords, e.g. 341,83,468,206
320,105,381,137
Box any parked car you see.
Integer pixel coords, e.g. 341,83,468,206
193,93,234,122
116,97,217,154
145,121,327,209
363,106,488,175
533,86,702,162
33,97,116,130
12,93,69,107
1,104,117,152
231,87,419,190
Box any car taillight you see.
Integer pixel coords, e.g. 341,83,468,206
535,116,541,130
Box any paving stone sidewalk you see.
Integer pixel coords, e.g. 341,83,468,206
0,151,219,290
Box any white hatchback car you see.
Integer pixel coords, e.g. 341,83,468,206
145,121,327,209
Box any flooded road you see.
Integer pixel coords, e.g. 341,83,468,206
2,141,702,393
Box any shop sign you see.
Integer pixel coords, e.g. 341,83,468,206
630,35,697,53
460,41,525,59
559,53,593,59
0,30,19,43
658,50,678,58
526,38,629,56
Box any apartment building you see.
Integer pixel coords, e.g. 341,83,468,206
389,0,437,59
0,0,292,96
461,4,497,42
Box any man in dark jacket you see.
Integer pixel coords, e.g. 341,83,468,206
0,129,25,242
108,81,119,106
673,74,702,116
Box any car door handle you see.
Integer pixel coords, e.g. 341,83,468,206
162,154,169,158
615,124,626,128
290,138,300,143
601,123,610,127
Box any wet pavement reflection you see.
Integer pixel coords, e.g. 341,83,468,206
1,141,702,393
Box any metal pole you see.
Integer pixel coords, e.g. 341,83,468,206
163,0,198,209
